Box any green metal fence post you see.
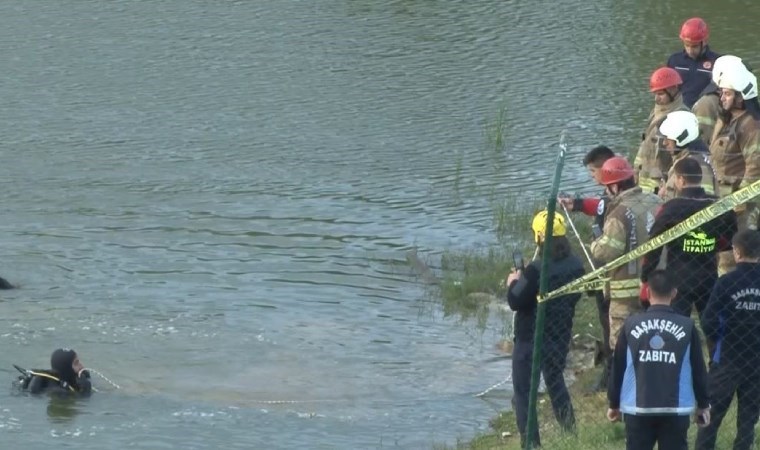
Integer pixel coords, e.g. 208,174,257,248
524,132,568,450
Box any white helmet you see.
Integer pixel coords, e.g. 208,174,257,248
715,64,758,100
659,111,700,147
712,55,746,85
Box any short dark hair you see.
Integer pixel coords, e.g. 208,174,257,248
617,177,637,191
673,157,702,185
648,269,676,298
583,146,615,168
733,229,760,259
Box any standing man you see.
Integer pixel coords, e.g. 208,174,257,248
656,110,717,200
691,55,747,145
696,230,760,450
641,158,737,318
709,57,760,273
667,17,720,108
634,67,688,194
558,145,615,390
591,156,661,349
608,269,711,450
506,211,585,448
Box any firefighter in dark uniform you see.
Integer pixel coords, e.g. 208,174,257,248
696,230,760,450
666,17,720,108
558,145,614,389
641,157,737,318
506,210,585,448
608,269,711,450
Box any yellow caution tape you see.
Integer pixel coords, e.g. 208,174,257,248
539,178,760,302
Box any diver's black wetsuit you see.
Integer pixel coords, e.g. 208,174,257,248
18,368,92,395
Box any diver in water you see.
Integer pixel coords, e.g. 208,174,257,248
16,348,92,395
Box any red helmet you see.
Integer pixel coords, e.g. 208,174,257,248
600,156,634,186
649,67,683,92
679,17,709,43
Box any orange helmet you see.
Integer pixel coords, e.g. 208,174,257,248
679,17,709,43
649,67,683,92
600,156,634,186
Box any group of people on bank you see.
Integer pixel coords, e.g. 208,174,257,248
504,17,760,450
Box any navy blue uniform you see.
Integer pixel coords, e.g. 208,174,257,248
506,254,584,447
641,186,737,317
696,262,760,450
609,305,709,450
667,47,720,108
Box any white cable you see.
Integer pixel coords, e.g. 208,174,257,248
560,202,596,270
87,368,121,390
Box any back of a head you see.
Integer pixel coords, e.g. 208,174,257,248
733,229,760,260
51,348,77,382
583,146,615,168
647,270,676,303
531,210,566,243
673,157,703,185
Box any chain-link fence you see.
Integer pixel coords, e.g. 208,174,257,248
488,135,760,450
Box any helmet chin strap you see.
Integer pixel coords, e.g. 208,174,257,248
666,87,678,103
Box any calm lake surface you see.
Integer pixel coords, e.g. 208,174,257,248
1,1,759,448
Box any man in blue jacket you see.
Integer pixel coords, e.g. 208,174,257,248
667,17,720,108
696,229,760,450
608,269,710,450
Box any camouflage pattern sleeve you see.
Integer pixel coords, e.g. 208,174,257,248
740,126,760,189
632,145,643,182
691,95,718,145
739,126,760,230
591,211,627,264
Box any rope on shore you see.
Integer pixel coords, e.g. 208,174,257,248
474,375,512,398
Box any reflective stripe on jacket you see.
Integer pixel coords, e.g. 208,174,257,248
591,187,662,302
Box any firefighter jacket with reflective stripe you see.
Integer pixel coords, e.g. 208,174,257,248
709,110,760,229
692,89,720,145
591,187,661,301
634,96,690,193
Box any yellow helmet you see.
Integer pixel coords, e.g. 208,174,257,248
531,210,566,243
